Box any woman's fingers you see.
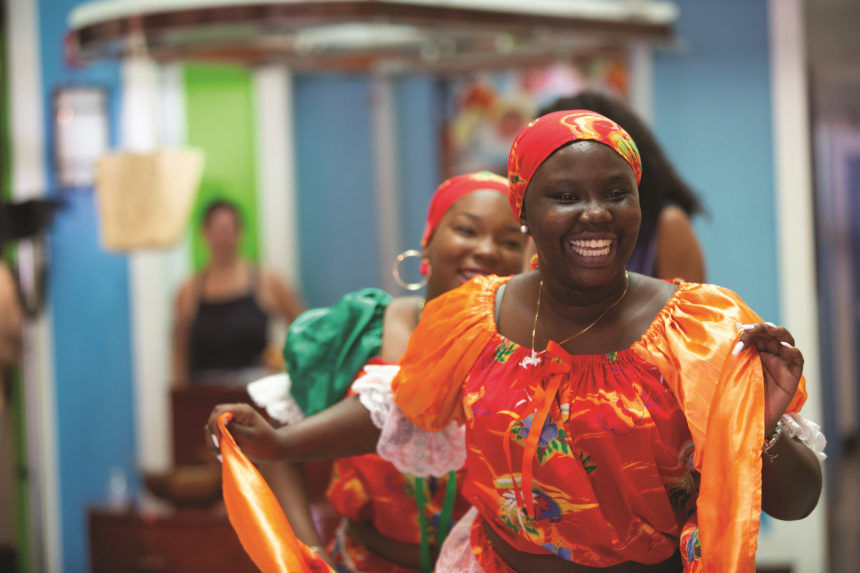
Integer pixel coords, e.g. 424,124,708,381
205,403,257,456
733,322,797,355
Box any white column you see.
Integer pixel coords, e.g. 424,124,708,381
371,74,400,293
6,0,61,570
122,59,190,474
253,65,301,344
759,1,826,570
627,42,654,123
253,66,300,277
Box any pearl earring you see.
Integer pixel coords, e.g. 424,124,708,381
520,224,528,234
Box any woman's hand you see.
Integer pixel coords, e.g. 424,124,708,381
734,322,804,435
205,403,285,460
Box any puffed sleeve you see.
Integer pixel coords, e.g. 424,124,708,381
634,282,808,573
283,288,391,417
390,275,505,431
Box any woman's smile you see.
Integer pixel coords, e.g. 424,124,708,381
458,266,495,284
567,235,617,260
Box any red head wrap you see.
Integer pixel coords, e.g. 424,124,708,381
420,171,510,248
507,110,641,222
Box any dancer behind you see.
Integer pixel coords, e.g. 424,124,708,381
209,113,824,572
537,91,705,282
241,172,526,572
173,199,305,386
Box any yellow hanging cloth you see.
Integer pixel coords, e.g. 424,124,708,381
217,412,334,573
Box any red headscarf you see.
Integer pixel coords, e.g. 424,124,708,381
420,171,510,248
507,110,641,222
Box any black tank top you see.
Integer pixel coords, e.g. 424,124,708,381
188,267,269,372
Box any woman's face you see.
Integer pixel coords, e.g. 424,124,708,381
203,207,242,259
424,190,525,297
521,141,640,288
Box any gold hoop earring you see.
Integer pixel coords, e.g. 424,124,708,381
393,249,429,291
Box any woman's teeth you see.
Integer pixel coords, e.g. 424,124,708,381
461,268,489,280
570,239,612,257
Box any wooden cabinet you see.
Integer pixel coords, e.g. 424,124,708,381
170,385,254,466
88,506,258,573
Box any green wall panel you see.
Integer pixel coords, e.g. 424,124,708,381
183,64,260,270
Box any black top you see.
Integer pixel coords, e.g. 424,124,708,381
188,266,268,374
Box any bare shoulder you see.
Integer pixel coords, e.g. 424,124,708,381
655,205,706,282
628,273,678,316
258,267,286,290
175,277,197,319
381,296,422,362
0,263,21,317
385,296,422,325
658,203,693,226
502,272,536,305
496,272,538,343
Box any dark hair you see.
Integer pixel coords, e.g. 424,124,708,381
202,199,242,228
537,91,704,223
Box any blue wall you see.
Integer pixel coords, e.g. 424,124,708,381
293,74,380,307
394,76,443,248
38,1,135,572
654,0,779,321
293,74,443,307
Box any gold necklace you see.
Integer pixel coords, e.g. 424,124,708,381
529,270,630,354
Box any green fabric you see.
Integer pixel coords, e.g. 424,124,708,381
414,477,432,573
283,288,392,416
437,470,458,543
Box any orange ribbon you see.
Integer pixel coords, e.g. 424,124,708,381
502,342,571,518
217,412,333,573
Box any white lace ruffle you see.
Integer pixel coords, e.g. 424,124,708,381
351,364,467,477
375,402,467,478
246,373,306,426
436,507,484,572
782,412,827,462
352,365,402,429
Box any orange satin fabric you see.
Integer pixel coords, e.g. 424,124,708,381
217,412,334,573
634,283,807,572
391,276,808,573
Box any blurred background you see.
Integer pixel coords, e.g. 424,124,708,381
1,0,857,571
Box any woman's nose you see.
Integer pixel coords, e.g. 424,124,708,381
474,235,500,259
581,201,611,223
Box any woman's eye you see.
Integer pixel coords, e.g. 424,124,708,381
607,190,629,200
455,226,477,236
556,193,578,201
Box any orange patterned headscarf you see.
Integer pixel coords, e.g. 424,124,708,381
421,171,510,248
507,110,641,222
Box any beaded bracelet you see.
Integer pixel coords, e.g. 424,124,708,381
762,418,784,461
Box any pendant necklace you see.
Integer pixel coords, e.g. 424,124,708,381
520,271,630,368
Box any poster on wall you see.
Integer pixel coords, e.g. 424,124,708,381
53,86,109,189
442,55,629,178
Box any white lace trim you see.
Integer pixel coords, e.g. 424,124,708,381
352,365,402,429
436,507,484,572
782,412,827,462
375,402,467,478
246,373,306,426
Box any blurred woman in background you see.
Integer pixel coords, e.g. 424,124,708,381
173,199,305,386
